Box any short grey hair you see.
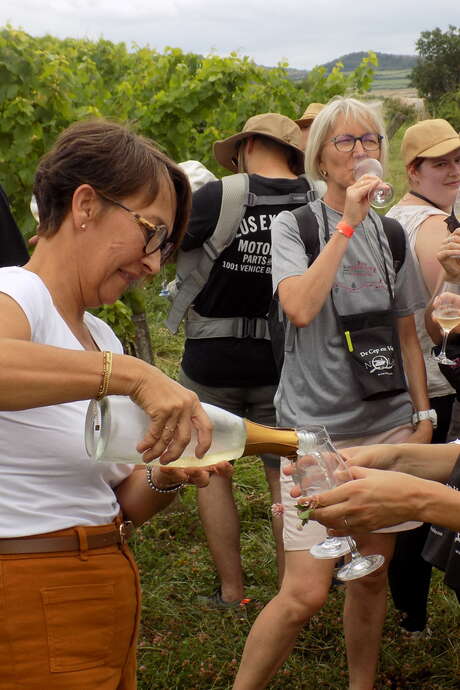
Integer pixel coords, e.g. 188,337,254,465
305,97,388,180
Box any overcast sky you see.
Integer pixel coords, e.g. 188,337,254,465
1,0,458,69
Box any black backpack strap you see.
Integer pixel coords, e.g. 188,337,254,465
292,205,406,274
291,204,320,263
380,215,406,274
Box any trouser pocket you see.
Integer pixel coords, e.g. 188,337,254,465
41,582,115,672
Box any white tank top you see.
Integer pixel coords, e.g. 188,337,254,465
0,267,134,536
386,204,454,399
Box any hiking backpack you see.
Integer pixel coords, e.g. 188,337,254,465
164,172,316,336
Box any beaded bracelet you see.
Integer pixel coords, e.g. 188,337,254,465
95,351,113,400
146,466,183,494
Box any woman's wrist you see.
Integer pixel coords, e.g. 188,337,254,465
109,353,151,398
146,466,183,493
336,220,355,238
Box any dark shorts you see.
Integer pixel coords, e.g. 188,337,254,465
179,369,280,469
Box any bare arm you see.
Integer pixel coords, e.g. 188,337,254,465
310,466,460,533
396,314,432,443
0,294,212,463
415,214,450,295
115,463,232,526
290,442,460,533
342,442,460,481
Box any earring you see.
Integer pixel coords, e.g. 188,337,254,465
320,169,328,179
80,223,87,229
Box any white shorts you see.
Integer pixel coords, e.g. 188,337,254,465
281,424,421,551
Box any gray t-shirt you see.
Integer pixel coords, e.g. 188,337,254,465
271,200,426,439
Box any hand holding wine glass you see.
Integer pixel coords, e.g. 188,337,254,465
431,286,460,366
294,441,385,581
291,446,350,560
353,158,394,209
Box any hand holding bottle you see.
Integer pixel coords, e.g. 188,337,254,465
86,396,300,468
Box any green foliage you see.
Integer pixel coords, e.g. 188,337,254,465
0,27,375,345
431,90,460,131
411,25,460,102
0,26,376,234
322,51,417,73
94,300,136,344
297,51,377,101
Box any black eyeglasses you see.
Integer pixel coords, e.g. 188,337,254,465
330,133,384,153
97,193,175,264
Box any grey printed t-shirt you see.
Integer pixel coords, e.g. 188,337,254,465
271,200,426,439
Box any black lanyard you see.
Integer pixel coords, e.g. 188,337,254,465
320,202,395,306
409,190,460,233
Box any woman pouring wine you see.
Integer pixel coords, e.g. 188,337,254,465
0,118,233,690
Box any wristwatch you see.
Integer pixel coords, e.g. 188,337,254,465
411,409,438,429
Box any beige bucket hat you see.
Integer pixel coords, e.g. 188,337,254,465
213,113,304,174
295,102,325,128
402,118,460,166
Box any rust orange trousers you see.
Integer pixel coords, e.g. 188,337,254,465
0,522,141,690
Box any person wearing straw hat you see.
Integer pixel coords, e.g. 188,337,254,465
176,113,315,607
295,102,325,149
385,118,460,638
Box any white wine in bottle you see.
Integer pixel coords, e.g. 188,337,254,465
85,396,299,467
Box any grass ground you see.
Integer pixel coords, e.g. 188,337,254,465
134,117,460,688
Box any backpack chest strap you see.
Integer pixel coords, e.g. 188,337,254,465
185,309,270,340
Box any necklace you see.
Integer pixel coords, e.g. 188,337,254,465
409,190,441,208
409,190,460,233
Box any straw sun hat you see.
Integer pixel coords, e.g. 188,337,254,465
213,113,304,174
294,102,325,129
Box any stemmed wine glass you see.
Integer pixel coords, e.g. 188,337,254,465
294,425,385,580
294,426,350,560
432,284,460,366
353,158,394,209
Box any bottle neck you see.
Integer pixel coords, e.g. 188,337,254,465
242,419,298,458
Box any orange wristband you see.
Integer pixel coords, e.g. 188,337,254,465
336,221,354,238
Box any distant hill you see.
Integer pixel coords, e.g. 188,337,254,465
321,51,417,72
275,53,418,91
280,52,418,83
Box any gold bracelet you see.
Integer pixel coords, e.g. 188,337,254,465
95,351,113,400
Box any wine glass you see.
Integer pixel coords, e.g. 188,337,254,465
294,426,350,560
432,286,460,366
295,425,385,580
353,158,394,209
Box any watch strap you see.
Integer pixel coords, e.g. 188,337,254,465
412,409,437,429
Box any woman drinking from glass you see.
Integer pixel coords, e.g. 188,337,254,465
233,97,430,690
